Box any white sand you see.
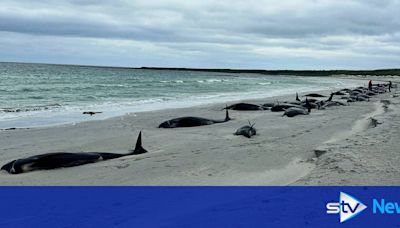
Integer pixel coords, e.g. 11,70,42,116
0,76,398,185
296,82,400,185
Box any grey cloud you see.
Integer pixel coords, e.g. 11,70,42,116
0,0,399,69
2,0,399,40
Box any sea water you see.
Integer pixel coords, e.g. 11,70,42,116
0,62,364,128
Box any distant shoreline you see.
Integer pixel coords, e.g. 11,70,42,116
138,67,400,77
1,61,399,76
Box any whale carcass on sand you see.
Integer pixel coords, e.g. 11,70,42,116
1,132,147,174
159,110,231,128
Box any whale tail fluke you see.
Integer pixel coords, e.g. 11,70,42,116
248,120,255,129
130,131,148,155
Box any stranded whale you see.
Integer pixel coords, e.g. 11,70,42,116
282,107,309,117
283,99,312,117
234,122,256,138
158,110,231,128
303,93,326,97
224,103,264,111
1,132,147,174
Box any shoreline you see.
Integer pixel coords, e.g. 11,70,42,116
0,76,366,130
0,76,398,185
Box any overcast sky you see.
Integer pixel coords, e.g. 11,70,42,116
0,0,399,69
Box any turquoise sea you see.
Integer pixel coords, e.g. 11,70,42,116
0,62,364,128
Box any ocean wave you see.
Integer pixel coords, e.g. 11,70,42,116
196,79,226,83
0,104,62,113
93,84,127,88
0,64,366,129
160,80,185,83
21,88,35,92
207,79,223,83
28,96,45,100
257,82,272,85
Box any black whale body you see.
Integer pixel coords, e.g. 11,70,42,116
224,103,264,111
270,103,302,112
1,132,147,174
159,110,231,128
282,107,309,117
234,125,256,138
303,93,326,97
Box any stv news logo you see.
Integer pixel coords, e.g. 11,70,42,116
326,192,367,223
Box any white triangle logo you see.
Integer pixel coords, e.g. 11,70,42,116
340,192,367,223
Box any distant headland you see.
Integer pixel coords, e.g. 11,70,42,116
138,67,400,76
2,62,399,76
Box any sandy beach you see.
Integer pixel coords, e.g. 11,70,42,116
0,76,398,185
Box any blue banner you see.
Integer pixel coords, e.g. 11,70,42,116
0,187,399,227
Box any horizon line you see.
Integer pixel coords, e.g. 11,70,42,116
1,61,399,72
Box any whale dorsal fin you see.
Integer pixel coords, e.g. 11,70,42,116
225,109,231,122
131,131,148,155
306,98,312,113
296,92,300,101
327,93,333,102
